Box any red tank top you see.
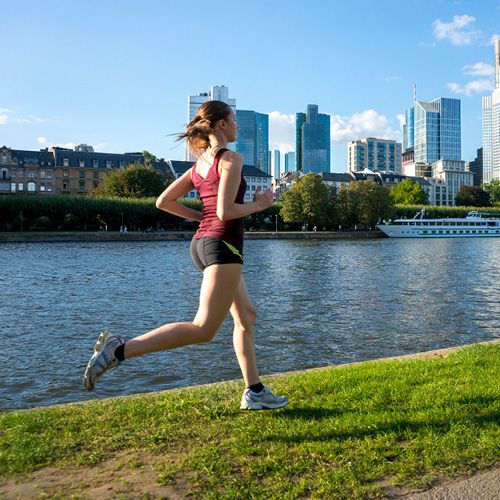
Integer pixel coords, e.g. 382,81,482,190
191,148,247,252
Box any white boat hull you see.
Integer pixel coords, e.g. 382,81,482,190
377,225,500,238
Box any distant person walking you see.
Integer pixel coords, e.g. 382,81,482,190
84,100,288,410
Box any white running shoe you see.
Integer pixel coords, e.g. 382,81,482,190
240,385,288,410
84,330,125,391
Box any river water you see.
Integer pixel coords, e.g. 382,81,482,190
1,238,498,410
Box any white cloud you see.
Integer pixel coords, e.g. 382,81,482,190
462,61,495,75
446,79,494,95
396,114,406,128
385,76,401,81
0,108,48,125
433,14,480,45
37,137,48,145
331,109,402,144
269,111,295,152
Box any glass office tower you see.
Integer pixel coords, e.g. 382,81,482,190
411,97,461,164
295,105,331,173
235,110,269,174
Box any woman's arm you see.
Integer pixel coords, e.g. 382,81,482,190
155,169,202,222
216,151,273,221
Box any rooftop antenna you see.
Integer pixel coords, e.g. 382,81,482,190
413,83,417,102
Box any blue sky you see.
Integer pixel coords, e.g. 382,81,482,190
2,0,499,172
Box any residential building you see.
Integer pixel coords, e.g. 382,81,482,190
404,97,461,164
431,159,473,206
296,104,331,173
0,145,145,196
186,85,236,161
482,38,500,182
167,160,272,202
235,110,269,174
466,148,483,187
348,138,402,173
284,152,296,173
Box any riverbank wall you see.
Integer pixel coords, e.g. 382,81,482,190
0,230,386,243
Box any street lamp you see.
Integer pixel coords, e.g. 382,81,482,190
275,214,278,233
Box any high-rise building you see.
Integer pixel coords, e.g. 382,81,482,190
235,110,269,174
482,38,500,183
186,85,236,161
466,147,483,186
296,105,331,173
404,97,461,164
271,150,281,181
284,152,296,173
348,138,402,173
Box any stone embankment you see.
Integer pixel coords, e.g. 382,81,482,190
0,230,386,243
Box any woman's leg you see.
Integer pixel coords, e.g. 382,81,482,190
230,276,260,387
124,263,242,359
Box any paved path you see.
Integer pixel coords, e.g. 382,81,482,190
407,466,499,499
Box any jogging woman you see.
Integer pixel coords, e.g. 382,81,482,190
84,100,288,410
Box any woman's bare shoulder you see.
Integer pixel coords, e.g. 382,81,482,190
220,150,243,165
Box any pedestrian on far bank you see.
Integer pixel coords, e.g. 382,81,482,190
84,100,288,410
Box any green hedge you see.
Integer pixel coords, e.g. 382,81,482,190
0,196,283,232
392,204,499,219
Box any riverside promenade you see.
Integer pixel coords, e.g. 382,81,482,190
0,230,386,243
1,340,498,498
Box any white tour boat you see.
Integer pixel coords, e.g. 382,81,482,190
376,209,500,238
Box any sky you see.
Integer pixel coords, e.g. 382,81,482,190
2,0,500,172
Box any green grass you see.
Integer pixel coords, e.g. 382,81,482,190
1,344,499,498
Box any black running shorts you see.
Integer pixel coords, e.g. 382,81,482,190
190,237,243,272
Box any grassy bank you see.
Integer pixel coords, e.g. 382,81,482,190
1,343,499,498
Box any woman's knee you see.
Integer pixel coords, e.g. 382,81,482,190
193,322,219,343
235,306,257,332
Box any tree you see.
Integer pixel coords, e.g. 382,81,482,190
280,173,331,228
348,180,393,229
142,150,157,167
483,179,500,204
390,178,429,205
93,162,169,198
455,186,491,207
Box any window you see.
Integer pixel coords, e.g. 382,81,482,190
63,158,69,167
47,171,53,178
119,161,125,168
63,170,69,177
40,171,46,179
79,180,85,190
27,181,36,192
1,169,7,180
28,170,35,179
47,184,53,192
11,183,16,193
1,155,7,164
18,183,24,191
79,171,85,179
63,182,68,190
93,159,99,168
93,172,99,180
106,160,112,168
79,159,85,167
40,183,46,192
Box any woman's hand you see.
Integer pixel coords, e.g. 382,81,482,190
253,187,274,211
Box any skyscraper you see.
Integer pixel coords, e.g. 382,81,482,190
482,38,500,183
404,97,461,164
284,152,296,173
186,85,236,161
296,105,331,173
235,110,269,173
271,150,281,181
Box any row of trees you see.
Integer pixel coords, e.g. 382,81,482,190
280,174,395,230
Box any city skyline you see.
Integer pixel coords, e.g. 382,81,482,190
2,1,500,172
